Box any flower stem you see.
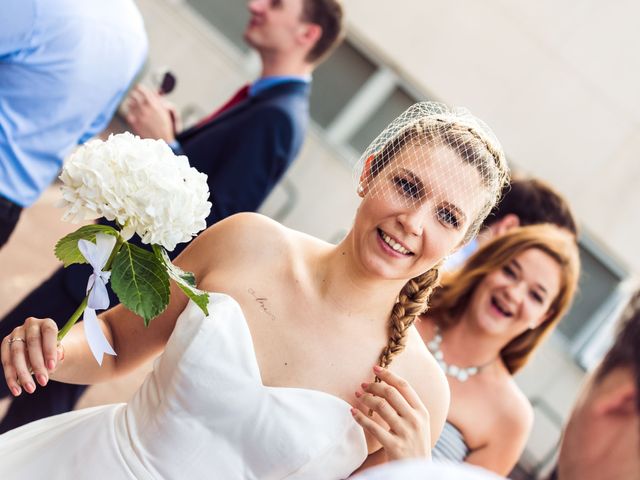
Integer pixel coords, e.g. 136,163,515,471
104,234,125,271
57,233,126,341
57,296,89,340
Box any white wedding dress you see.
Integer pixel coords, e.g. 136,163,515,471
0,293,368,479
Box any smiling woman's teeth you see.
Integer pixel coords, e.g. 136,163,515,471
380,230,411,255
491,297,512,317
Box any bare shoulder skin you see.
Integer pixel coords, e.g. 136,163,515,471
461,371,533,475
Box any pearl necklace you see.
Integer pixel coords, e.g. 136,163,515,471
426,326,494,382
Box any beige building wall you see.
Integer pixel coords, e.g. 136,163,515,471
346,0,640,274
137,0,640,277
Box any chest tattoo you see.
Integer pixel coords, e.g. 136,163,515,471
248,288,276,321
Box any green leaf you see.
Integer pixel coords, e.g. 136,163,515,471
111,243,170,326
55,225,120,267
153,245,210,315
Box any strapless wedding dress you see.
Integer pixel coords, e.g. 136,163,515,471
0,293,368,479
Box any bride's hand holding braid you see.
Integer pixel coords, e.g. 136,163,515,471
351,366,433,461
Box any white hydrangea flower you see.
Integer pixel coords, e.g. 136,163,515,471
59,132,211,251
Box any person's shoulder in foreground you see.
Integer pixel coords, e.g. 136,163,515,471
353,459,505,480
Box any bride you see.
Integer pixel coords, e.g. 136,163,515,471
0,103,508,479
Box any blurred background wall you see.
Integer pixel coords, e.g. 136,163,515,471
1,1,638,477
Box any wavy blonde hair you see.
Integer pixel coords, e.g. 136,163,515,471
427,224,580,374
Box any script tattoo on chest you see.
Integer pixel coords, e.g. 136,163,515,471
248,288,276,321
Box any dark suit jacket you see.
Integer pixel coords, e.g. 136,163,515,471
64,80,311,302
177,80,310,238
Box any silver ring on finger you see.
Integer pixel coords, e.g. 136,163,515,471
8,337,26,346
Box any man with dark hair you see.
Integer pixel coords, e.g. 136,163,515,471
0,0,344,432
555,290,640,480
484,176,578,236
301,0,344,63
445,175,577,269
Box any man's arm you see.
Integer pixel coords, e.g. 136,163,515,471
125,84,179,143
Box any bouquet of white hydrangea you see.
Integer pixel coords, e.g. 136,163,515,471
55,133,212,364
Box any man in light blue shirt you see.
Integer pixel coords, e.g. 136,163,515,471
0,0,148,247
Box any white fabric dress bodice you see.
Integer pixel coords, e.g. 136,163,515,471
0,293,368,479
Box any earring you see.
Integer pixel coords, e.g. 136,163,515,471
357,185,364,196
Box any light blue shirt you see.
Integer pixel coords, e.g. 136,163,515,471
248,75,311,97
0,0,148,207
443,238,479,271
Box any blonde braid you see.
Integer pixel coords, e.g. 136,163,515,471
375,266,441,381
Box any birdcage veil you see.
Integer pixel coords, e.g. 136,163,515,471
354,102,509,240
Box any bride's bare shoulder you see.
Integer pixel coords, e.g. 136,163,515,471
203,212,329,253
178,213,302,275
183,214,333,297
209,212,285,234
199,213,291,250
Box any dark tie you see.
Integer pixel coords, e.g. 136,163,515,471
195,84,251,128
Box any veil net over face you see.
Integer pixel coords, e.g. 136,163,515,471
354,102,509,242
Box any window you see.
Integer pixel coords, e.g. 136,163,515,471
348,86,418,153
309,41,377,128
555,233,633,368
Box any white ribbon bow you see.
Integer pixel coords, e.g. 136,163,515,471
78,233,118,365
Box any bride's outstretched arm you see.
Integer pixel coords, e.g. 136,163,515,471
0,217,236,396
1,262,195,395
